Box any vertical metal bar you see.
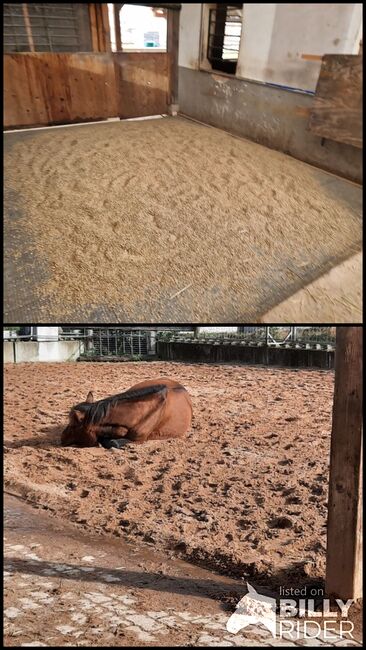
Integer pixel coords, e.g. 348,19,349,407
22,4,35,52
99,328,102,358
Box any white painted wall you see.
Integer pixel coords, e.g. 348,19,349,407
179,3,363,91
3,341,83,363
35,326,59,341
178,3,202,69
237,3,363,91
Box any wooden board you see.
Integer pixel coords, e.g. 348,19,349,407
113,52,170,118
4,52,118,128
309,54,362,148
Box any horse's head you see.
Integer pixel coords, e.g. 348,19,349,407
61,391,98,447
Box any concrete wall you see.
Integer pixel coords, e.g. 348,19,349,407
178,67,362,182
157,341,334,369
4,341,82,363
178,3,363,182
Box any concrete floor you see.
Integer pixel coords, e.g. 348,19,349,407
4,118,362,323
261,252,362,323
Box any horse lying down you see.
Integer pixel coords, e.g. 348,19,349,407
61,378,192,449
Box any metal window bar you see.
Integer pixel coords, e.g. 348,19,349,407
207,5,242,63
4,3,82,52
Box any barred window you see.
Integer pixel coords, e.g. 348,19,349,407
207,4,243,74
3,3,92,53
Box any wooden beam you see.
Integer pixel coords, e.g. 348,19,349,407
89,4,99,52
89,3,111,52
326,326,363,600
167,7,179,111
100,3,111,52
114,4,123,51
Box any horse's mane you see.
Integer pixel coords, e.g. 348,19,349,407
73,384,166,425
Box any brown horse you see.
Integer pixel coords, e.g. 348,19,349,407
61,378,192,449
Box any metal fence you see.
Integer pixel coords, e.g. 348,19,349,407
157,326,337,349
2,326,337,353
85,328,151,358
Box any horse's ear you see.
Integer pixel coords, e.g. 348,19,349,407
73,409,85,422
86,391,94,403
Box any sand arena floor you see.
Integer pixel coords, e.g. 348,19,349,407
4,361,334,589
4,116,362,322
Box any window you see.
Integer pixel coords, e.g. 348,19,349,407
3,3,92,53
207,4,243,74
110,4,167,53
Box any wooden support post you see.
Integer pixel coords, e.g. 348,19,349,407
326,326,363,600
100,3,111,52
167,7,180,114
89,4,99,52
114,4,123,51
89,3,111,52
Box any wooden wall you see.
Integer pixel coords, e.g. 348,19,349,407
4,53,118,127
309,54,362,149
4,52,170,128
114,52,170,118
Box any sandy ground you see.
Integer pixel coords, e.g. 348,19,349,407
4,116,362,322
5,360,336,589
261,252,362,323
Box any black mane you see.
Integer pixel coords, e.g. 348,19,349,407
73,384,166,425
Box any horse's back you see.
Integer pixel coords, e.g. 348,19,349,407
128,377,186,392
128,378,192,440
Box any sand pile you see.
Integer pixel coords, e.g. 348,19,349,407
4,361,334,585
5,117,361,321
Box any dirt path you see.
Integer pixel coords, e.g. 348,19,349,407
4,494,247,647
4,495,362,646
5,361,334,587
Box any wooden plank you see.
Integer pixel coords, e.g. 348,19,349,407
326,326,363,600
4,53,118,128
113,52,170,118
167,7,179,109
309,54,362,148
100,3,112,52
89,4,99,52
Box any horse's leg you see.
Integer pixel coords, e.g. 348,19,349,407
99,437,132,450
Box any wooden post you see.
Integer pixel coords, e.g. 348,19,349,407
100,3,111,52
89,3,111,52
114,3,123,51
326,326,363,600
167,7,180,114
89,4,99,51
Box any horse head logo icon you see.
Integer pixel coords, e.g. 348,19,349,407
226,582,277,637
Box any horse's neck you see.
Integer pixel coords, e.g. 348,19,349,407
100,401,128,426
